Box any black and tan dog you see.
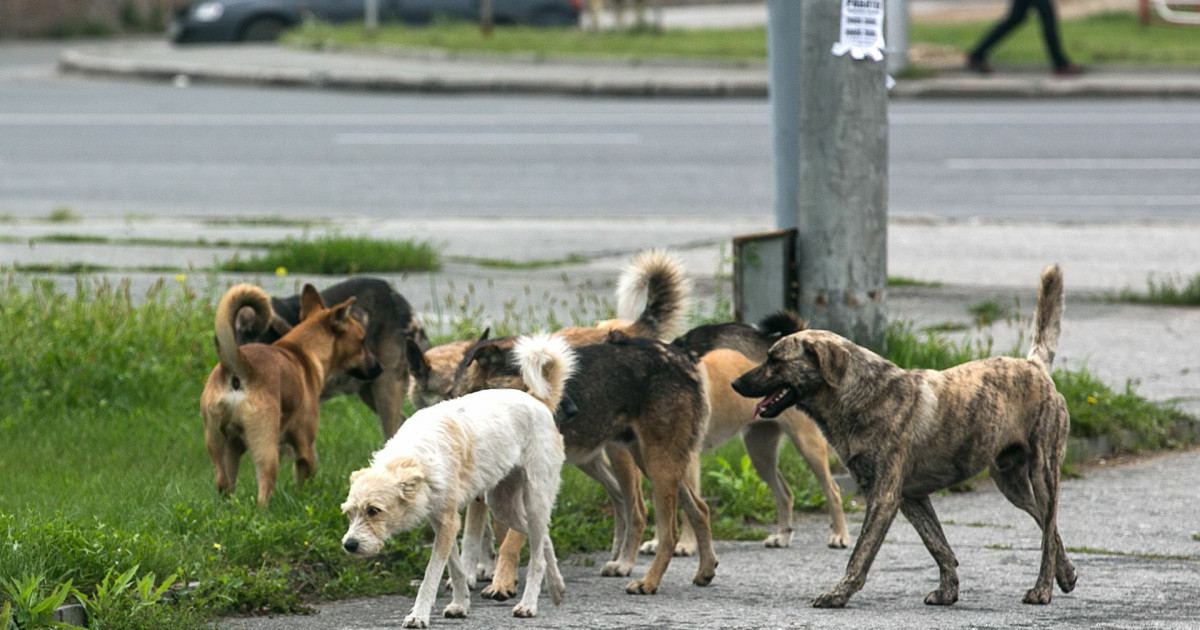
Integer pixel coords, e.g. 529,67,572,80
635,313,849,557
456,331,718,597
733,265,1075,608
235,277,427,439
203,284,382,506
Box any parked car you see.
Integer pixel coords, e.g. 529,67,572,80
170,0,582,44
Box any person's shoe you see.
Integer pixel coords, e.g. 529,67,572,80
1053,63,1085,77
966,56,993,75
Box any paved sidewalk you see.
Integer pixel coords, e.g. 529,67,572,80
222,449,1200,629
57,40,1200,99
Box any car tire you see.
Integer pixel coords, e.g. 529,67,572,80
239,16,286,42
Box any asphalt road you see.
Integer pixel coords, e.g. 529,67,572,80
1,43,1198,222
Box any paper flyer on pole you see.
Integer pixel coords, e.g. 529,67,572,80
831,0,886,62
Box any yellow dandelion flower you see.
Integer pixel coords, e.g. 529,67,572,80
275,266,287,276
175,274,186,282
1086,396,1097,404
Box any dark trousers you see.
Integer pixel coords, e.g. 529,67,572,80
969,0,1070,69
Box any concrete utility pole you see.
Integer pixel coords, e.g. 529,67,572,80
364,0,379,34
887,0,909,75
768,0,889,352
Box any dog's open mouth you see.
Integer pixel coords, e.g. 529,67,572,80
754,387,796,419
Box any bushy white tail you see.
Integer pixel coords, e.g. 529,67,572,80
513,333,577,411
615,249,691,340
1028,264,1064,370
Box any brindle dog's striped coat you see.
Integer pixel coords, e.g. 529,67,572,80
733,265,1076,608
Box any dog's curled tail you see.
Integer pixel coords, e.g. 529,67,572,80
757,311,806,338
215,284,273,376
1028,264,1064,371
616,249,691,340
514,333,577,412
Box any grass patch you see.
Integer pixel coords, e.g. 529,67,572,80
1115,273,1200,306
459,254,589,270
201,216,330,228
285,19,766,62
45,206,81,223
889,276,944,289
921,320,971,333
31,233,111,244
1065,546,1198,561
4,263,114,273
967,299,1010,327
219,236,440,275
1054,367,1196,452
284,13,1200,67
912,11,1200,67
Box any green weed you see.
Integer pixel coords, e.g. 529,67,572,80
1116,274,1200,306
45,207,80,223
1,574,74,629
219,235,440,274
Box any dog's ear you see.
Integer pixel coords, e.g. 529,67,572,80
477,327,491,343
348,468,368,486
405,338,430,379
268,314,293,338
606,329,631,344
473,343,507,373
299,284,326,321
349,304,369,328
804,338,849,389
328,297,358,331
385,461,426,502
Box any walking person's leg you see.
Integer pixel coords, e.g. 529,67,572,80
1030,0,1081,73
967,0,1034,72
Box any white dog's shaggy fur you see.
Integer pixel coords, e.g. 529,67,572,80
341,334,574,628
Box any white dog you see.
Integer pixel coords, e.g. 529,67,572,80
341,334,575,628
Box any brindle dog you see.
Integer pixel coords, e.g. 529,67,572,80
733,265,1076,608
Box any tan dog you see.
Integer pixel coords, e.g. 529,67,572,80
733,265,1075,607
638,348,850,558
201,284,381,506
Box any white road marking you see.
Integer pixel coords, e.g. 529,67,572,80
946,159,1200,170
334,132,640,146
996,194,1200,206
1,111,1198,127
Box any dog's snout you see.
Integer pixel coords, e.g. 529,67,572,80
730,377,749,397
343,538,359,553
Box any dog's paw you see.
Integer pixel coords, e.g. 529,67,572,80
673,542,697,557
548,576,566,605
512,603,537,618
625,579,658,595
402,614,429,628
812,590,850,608
638,540,658,556
1022,588,1052,605
924,588,958,606
763,532,793,549
475,564,495,583
827,532,850,549
692,569,715,587
443,603,469,619
601,561,633,577
1057,564,1078,593
481,582,517,601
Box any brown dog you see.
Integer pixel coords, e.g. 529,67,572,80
201,284,381,506
733,265,1075,607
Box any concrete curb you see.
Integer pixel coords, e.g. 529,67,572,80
57,49,770,98
57,48,1200,99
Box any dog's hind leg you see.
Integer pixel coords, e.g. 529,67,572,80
291,426,318,487
405,510,462,628
779,415,850,549
361,370,406,439
1023,410,1074,604
640,453,700,557
743,422,795,548
578,450,642,577
899,496,959,605
443,521,472,620
676,473,718,587
243,415,280,507
626,443,689,595
813,457,903,608
513,456,564,617
461,498,489,589
483,473,528,602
